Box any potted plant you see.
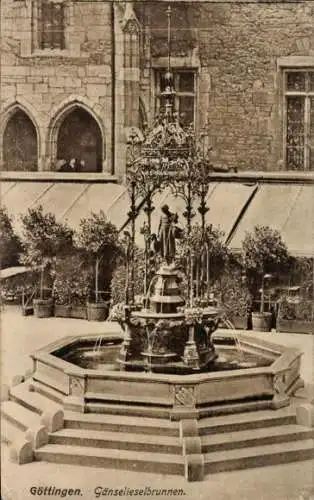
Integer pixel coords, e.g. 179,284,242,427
242,225,289,332
177,223,229,303
218,266,251,330
76,211,122,321
20,206,73,318
110,246,146,306
277,295,314,334
0,207,22,269
53,252,90,319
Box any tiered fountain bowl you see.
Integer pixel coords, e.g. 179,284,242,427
117,264,219,373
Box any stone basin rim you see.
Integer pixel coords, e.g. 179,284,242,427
30,333,303,384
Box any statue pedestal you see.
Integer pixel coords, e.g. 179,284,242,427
116,307,133,370
183,326,201,370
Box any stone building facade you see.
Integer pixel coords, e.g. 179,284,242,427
1,0,314,179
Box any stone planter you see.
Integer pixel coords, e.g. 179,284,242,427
277,319,314,335
228,316,248,330
70,306,87,320
33,298,54,318
22,306,34,316
252,312,272,332
54,304,87,320
54,304,72,318
86,302,109,322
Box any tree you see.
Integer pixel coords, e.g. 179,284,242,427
53,252,91,306
177,224,229,299
75,211,122,303
110,246,146,306
242,225,289,313
20,205,74,299
0,207,21,269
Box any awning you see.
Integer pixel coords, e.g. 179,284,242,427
1,179,313,258
0,181,128,235
228,184,314,257
0,266,31,280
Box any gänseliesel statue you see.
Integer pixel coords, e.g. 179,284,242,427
157,204,183,265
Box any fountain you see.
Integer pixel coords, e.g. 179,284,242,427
116,259,219,373
9,190,306,482
3,6,311,482
31,201,303,422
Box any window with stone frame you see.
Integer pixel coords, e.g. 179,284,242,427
123,21,140,70
38,0,65,50
123,18,140,127
284,70,314,170
155,70,196,129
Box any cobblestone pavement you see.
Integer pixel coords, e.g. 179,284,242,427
1,305,313,500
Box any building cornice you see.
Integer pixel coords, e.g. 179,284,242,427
1,171,313,185
277,56,314,68
0,172,118,184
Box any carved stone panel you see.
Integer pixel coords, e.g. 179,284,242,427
174,385,196,408
70,376,85,396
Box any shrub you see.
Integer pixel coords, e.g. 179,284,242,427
242,225,289,312
20,205,74,299
0,207,21,269
279,298,314,322
75,211,122,303
177,223,229,287
0,270,39,304
52,252,91,305
110,247,145,305
214,265,251,320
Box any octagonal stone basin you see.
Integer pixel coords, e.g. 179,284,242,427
30,333,303,419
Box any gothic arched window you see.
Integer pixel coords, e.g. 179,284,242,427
3,110,38,171
123,20,139,70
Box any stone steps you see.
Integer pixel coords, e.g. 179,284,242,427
1,401,41,432
1,418,25,445
198,399,272,418
49,428,181,454
204,439,314,474
201,424,314,453
198,407,296,435
2,379,313,480
86,399,272,419
64,411,180,437
35,445,185,476
85,401,171,419
10,383,62,415
85,391,171,407
29,380,64,404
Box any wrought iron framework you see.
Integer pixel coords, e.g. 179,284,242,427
124,6,215,306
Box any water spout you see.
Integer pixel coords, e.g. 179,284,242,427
219,317,245,361
144,275,158,310
93,335,103,353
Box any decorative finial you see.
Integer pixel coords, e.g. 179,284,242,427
166,5,172,73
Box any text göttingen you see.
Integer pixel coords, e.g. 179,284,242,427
30,486,186,497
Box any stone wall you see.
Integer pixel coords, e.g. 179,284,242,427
1,1,313,176
137,1,314,172
1,0,113,172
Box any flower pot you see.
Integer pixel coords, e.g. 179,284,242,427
22,306,34,316
54,304,72,318
251,312,272,332
229,316,248,330
54,304,87,319
86,302,109,322
70,306,87,320
277,319,314,335
33,298,54,318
